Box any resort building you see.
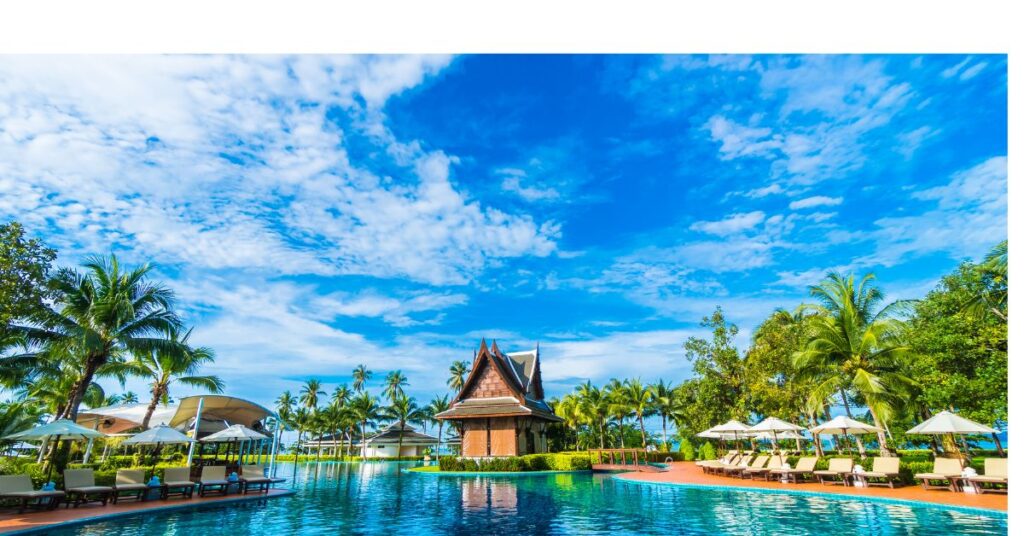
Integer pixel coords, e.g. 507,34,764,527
359,423,440,458
436,340,561,457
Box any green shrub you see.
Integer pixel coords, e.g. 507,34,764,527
698,442,716,461
678,440,696,461
439,453,591,472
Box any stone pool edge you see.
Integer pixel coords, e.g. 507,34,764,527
0,489,296,535
610,474,1007,518
404,468,592,477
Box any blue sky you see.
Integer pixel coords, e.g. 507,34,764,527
0,55,1007,411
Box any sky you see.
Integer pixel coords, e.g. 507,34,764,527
0,55,1008,414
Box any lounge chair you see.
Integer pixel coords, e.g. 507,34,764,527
699,454,741,474
112,469,148,504
0,475,65,513
63,469,114,507
718,455,756,477
967,458,1007,494
239,465,273,495
162,467,196,500
197,466,230,497
745,455,783,481
814,458,854,486
769,456,818,483
855,457,902,488
914,457,964,492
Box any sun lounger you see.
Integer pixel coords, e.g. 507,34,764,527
239,465,273,495
855,457,902,488
162,467,196,499
814,458,854,486
112,469,148,504
63,469,114,507
914,457,964,492
197,466,230,497
967,458,1007,494
0,475,65,513
769,456,818,483
718,455,756,477
745,455,783,480
698,454,740,474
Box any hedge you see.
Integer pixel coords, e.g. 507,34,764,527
438,453,592,472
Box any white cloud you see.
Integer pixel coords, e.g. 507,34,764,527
941,57,986,81
0,55,560,286
689,211,766,236
704,115,781,160
311,290,468,327
500,175,560,202
788,195,843,210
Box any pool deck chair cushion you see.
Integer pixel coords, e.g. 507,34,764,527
112,469,148,504
967,458,1008,494
857,457,902,488
769,457,819,483
704,454,744,475
697,453,737,472
914,457,964,492
63,469,114,508
197,466,230,497
745,455,783,481
239,465,273,495
728,455,766,478
162,467,196,500
0,475,66,514
719,455,756,477
814,458,854,486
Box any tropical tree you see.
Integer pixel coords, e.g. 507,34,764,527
11,255,181,421
964,240,1007,321
426,394,450,454
793,273,917,456
448,360,469,392
352,365,371,392
649,379,678,451
300,378,326,410
385,393,419,458
275,391,297,455
383,370,408,402
552,394,583,450
605,379,632,448
331,384,352,409
575,381,608,449
622,378,653,448
0,221,56,329
128,327,223,428
350,392,382,460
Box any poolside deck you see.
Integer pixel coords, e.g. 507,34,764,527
614,461,1007,512
0,488,293,534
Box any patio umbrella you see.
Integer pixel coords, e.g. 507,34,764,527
749,417,805,451
708,420,751,441
4,420,106,480
201,424,269,465
122,425,195,470
906,410,997,458
808,415,881,455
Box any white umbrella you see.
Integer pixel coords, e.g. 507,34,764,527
709,420,752,441
123,425,194,470
4,420,106,480
749,417,805,451
697,428,724,439
808,415,881,455
907,411,998,458
201,424,268,442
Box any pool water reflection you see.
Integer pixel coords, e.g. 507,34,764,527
54,462,1006,535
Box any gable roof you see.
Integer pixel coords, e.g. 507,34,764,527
444,340,558,421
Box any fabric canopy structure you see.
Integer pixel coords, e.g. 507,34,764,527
808,415,882,435
749,417,805,433
122,425,194,446
77,403,178,434
708,420,751,440
170,395,274,432
201,424,268,442
696,428,724,439
749,430,805,441
906,410,998,435
4,419,106,441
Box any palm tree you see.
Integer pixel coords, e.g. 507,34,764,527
292,407,311,455
793,273,917,456
300,378,326,410
12,255,181,421
426,394,450,455
350,392,382,460
650,379,676,451
352,365,371,392
383,370,408,402
129,327,223,428
965,240,1007,321
331,384,352,408
552,394,582,450
605,379,631,448
118,391,139,404
275,391,297,455
448,360,469,392
385,394,418,458
575,381,608,448
623,378,653,448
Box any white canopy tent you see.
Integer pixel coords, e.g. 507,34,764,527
907,410,999,458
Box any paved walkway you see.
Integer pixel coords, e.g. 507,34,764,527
614,462,1006,512
0,488,293,534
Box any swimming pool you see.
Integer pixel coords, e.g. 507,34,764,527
47,462,1006,535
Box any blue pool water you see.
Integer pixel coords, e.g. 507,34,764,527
50,462,1006,535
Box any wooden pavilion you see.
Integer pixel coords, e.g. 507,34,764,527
435,340,561,457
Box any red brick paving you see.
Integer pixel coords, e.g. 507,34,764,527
614,461,1006,511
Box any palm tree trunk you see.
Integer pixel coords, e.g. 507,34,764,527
992,432,1005,457
618,418,625,448
436,423,443,456
839,390,865,456
361,421,367,460
661,414,668,452
141,383,163,429
637,413,647,448
60,355,104,421
398,420,405,459
866,405,892,456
